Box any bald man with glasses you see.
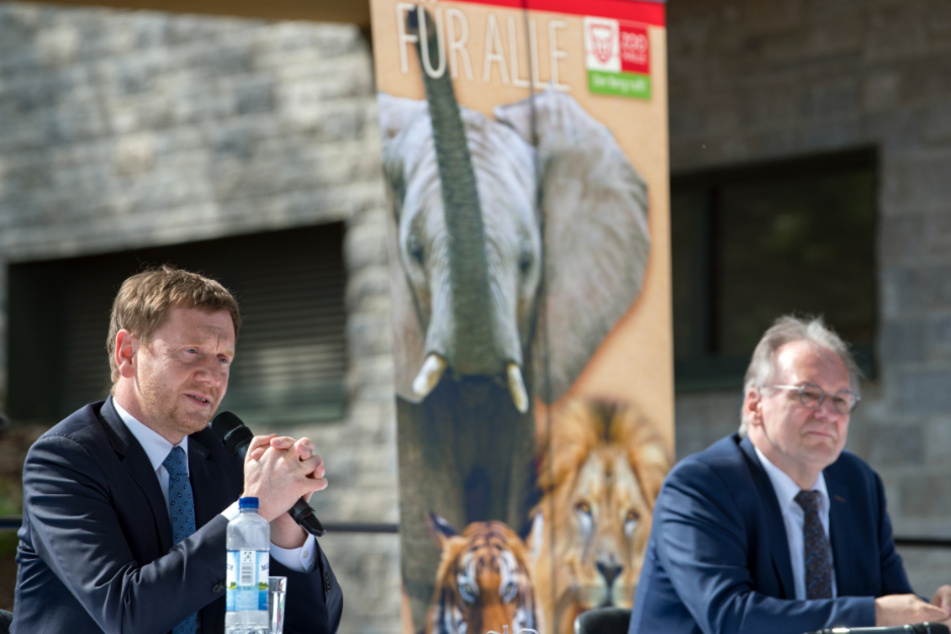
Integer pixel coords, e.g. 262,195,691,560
629,315,951,634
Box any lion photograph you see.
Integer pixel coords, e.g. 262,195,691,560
529,398,671,634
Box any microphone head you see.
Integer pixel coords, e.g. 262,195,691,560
211,411,253,460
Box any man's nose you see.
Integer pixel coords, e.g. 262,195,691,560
196,357,227,385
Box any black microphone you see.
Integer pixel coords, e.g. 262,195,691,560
211,411,326,537
805,624,950,634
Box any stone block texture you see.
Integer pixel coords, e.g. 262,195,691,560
670,0,951,597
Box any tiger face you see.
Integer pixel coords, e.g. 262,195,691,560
530,398,670,634
427,514,537,634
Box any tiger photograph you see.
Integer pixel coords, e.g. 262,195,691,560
425,513,537,634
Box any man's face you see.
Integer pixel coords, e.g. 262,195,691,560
747,340,851,488
130,306,235,443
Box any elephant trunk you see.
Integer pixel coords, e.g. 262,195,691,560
411,7,497,377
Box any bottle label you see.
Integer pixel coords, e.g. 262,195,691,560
226,549,269,612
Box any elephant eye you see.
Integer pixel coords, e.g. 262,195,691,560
407,234,424,265
518,247,533,274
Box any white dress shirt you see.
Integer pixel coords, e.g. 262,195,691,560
754,445,837,599
113,399,315,572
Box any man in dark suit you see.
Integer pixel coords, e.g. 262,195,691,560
12,266,344,634
630,315,951,634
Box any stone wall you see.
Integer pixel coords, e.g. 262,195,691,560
668,0,951,596
0,4,401,631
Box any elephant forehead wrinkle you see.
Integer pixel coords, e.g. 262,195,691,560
387,119,440,177
470,146,535,194
483,226,529,263
401,166,442,212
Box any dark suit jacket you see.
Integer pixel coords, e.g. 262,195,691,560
12,398,343,634
629,433,913,634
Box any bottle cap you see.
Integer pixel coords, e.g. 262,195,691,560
238,497,259,509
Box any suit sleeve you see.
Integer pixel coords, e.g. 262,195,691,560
654,460,876,634
273,544,343,634
869,469,914,597
22,434,228,634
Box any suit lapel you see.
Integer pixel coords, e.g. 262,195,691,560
189,435,225,528
739,436,795,599
99,397,173,552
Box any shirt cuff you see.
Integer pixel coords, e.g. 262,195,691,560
221,501,240,520
271,535,317,573
219,504,316,573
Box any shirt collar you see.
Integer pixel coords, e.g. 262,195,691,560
754,445,829,514
112,397,188,474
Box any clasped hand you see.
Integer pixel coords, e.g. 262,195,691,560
241,434,328,548
875,585,951,627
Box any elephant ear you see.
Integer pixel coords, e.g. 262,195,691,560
495,90,651,404
378,92,429,145
377,92,430,403
377,92,429,191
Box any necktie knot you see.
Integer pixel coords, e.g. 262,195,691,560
163,446,188,477
795,489,822,514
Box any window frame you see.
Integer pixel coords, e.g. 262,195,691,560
671,147,879,393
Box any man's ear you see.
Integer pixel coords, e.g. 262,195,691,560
114,330,139,378
745,388,763,427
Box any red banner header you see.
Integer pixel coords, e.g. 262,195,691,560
445,0,666,26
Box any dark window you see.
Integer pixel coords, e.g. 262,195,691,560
672,149,877,391
7,223,348,426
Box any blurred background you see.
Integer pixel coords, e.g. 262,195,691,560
0,1,950,632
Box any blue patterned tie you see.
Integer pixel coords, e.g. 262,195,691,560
795,490,833,599
164,447,199,634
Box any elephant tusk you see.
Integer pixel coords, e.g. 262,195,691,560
507,363,529,414
413,354,448,399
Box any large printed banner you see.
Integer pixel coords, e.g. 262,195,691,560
369,1,672,632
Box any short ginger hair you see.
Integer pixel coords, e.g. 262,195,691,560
106,266,241,383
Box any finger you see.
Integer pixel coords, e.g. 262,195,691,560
293,437,315,460
922,603,951,620
245,434,276,462
932,587,951,610
248,446,268,461
303,476,329,493
248,434,276,451
268,436,296,450
299,454,325,478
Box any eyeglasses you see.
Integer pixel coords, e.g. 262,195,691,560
766,383,860,415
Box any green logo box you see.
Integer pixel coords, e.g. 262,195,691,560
588,70,651,99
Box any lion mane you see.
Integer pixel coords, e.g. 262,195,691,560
529,397,670,634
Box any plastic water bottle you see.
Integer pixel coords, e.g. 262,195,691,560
226,497,270,634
